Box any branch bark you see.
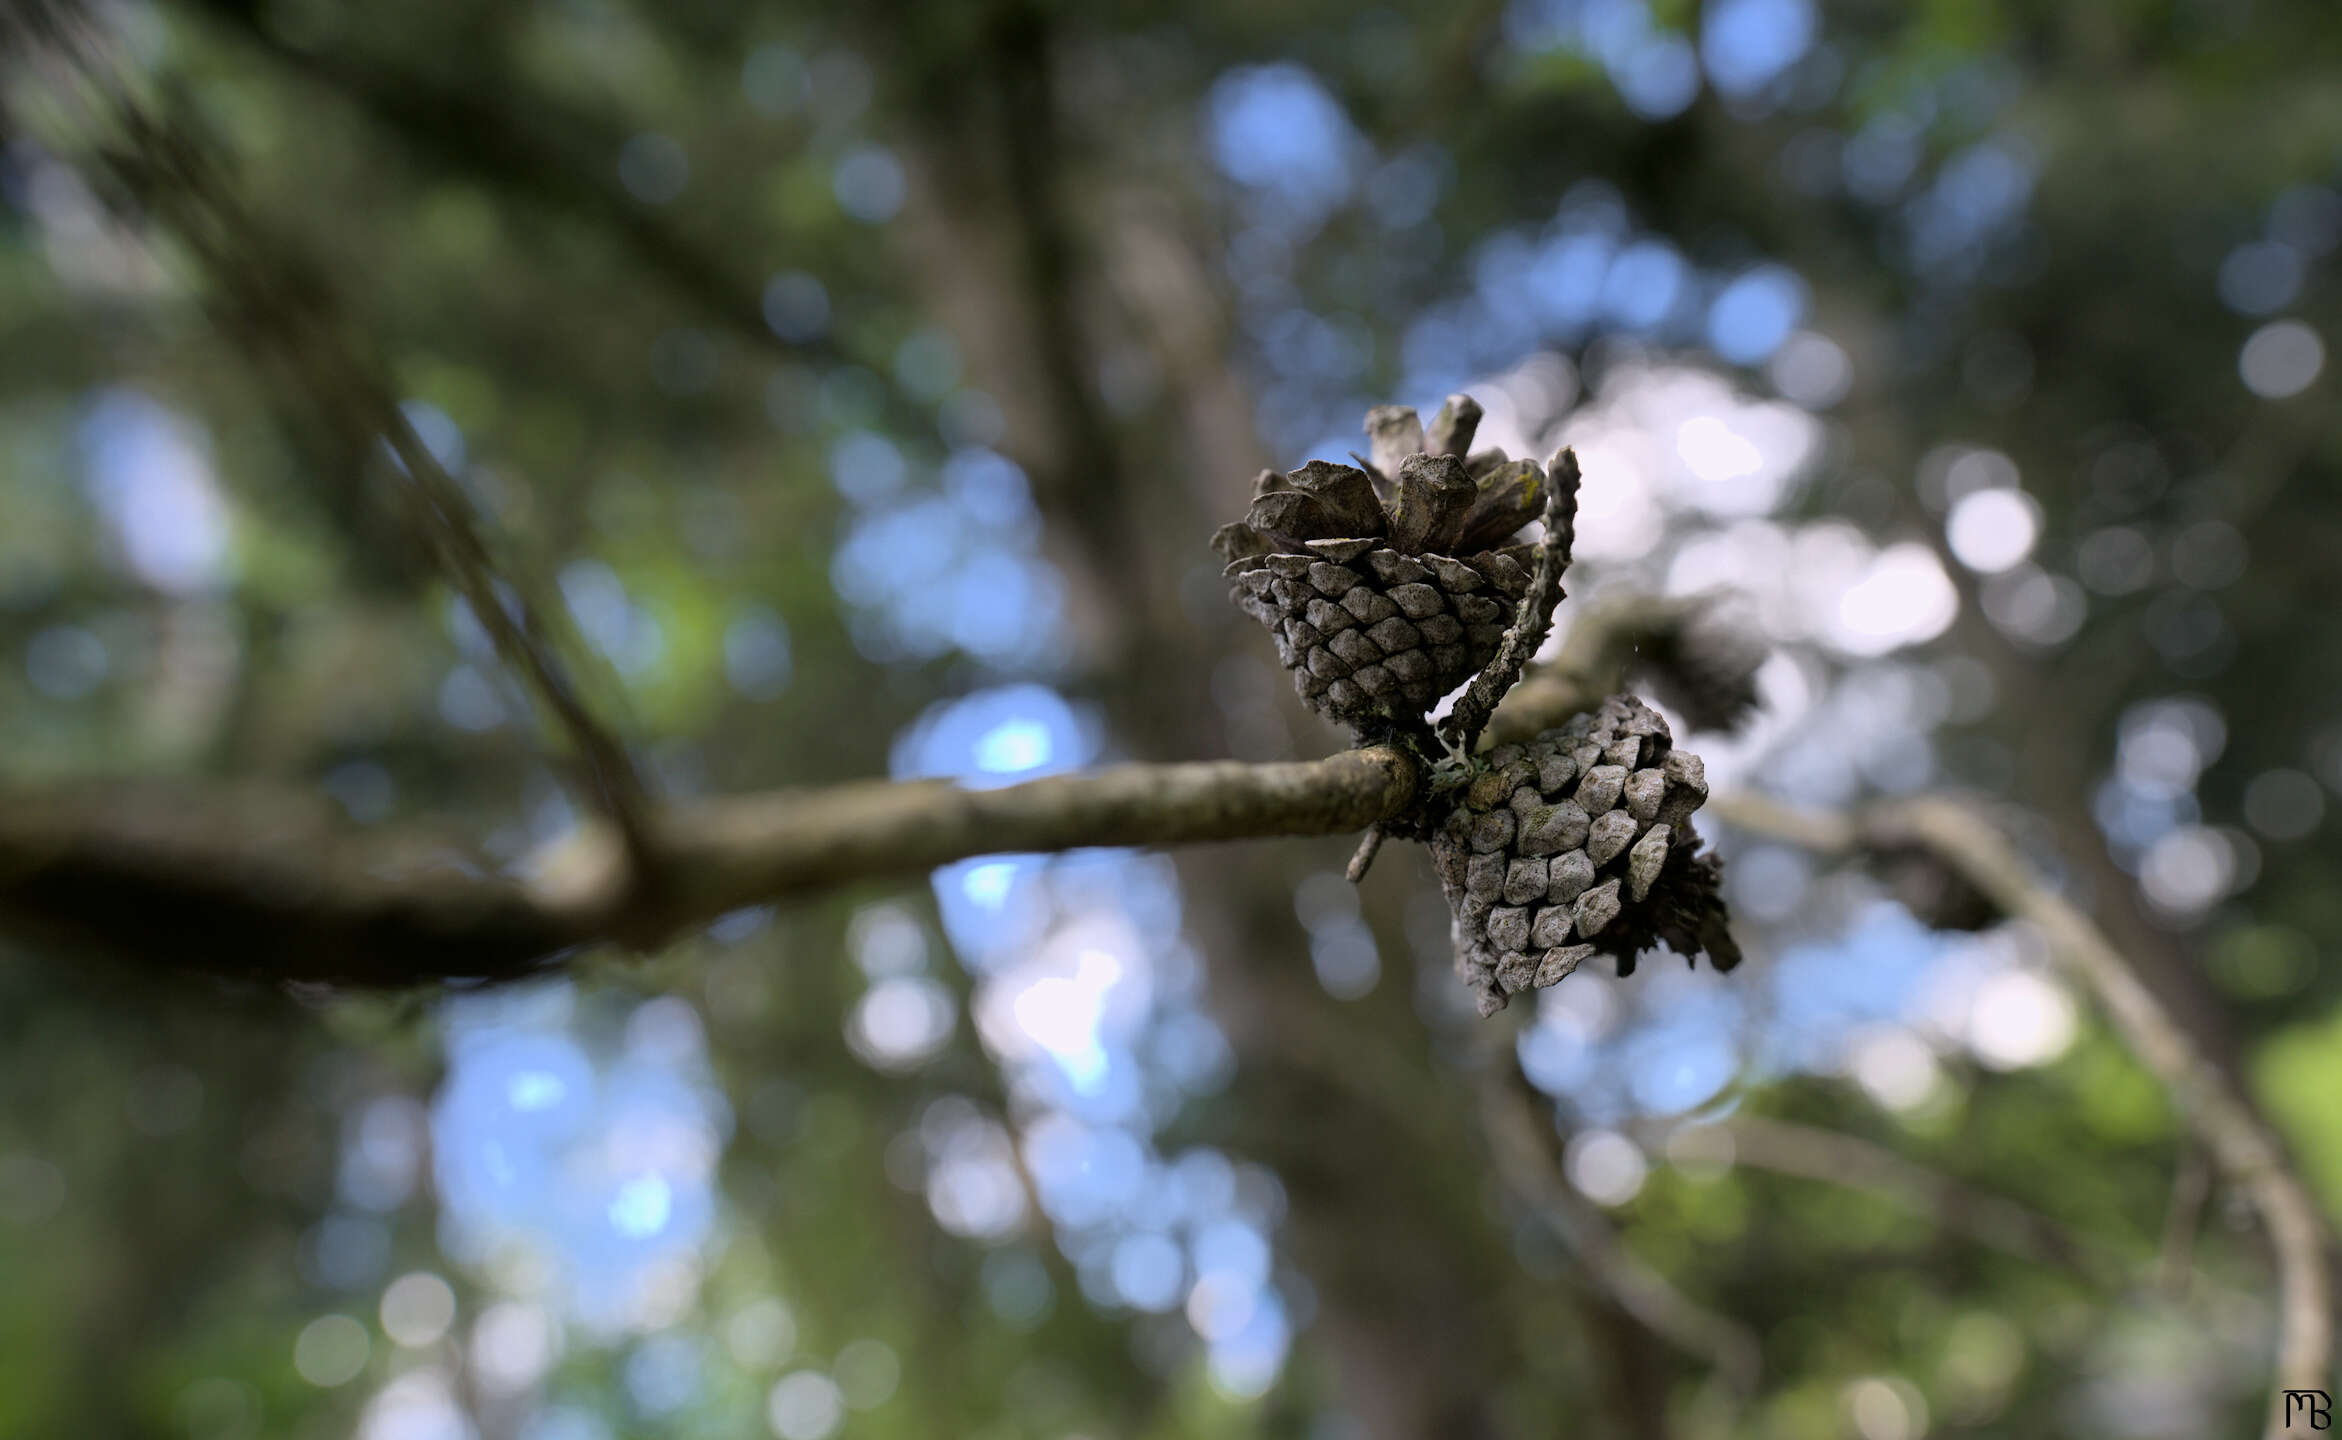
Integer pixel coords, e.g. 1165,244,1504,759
0,595,1675,992
1713,790,2336,1433
640,749,1419,921
0,748,1420,987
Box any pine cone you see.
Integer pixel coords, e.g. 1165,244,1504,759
1429,695,1739,1016
1634,597,1768,735
1216,396,1555,729
1873,844,2001,932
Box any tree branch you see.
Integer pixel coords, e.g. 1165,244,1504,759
0,783,587,988
1712,790,2336,1431
0,551,1712,993
637,749,1419,923
0,580,1691,991
39,40,662,869
0,749,1419,987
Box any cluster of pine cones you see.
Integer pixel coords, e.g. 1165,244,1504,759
1218,400,1745,1013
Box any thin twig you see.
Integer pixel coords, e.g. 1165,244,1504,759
1713,790,2336,1434
0,516,1640,987
30,43,659,870
1439,449,1581,756
1344,825,1386,883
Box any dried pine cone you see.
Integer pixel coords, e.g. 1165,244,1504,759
1430,695,1740,1016
1216,396,1556,729
1874,845,2001,932
1633,596,1768,735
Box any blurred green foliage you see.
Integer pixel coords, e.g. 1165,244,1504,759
5,0,2342,1437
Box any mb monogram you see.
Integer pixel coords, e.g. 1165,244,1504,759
2288,1390,2332,1431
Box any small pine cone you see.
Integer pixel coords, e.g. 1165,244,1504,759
1428,695,1737,1015
1227,543,1532,724
1634,596,1768,735
1873,843,2001,933
1216,397,1557,730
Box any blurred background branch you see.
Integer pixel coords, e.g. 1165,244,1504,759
1716,789,2336,1429
175,0,838,364
1695,1113,2121,1282
13,17,667,870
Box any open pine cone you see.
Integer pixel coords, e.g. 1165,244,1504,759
1216,397,1556,729
1430,696,1740,1016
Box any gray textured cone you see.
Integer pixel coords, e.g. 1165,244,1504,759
1429,695,1736,1016
1636,597,1768,735
1228,545,1532,724
1218,398,1551,728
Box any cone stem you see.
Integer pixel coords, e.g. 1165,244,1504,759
1439,449,1583,755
